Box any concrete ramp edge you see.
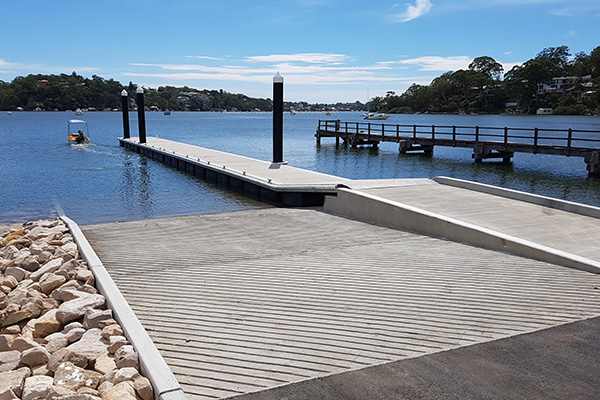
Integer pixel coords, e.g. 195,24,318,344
61,216,188,400
324,188,600,274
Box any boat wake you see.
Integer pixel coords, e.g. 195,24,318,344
70,144,122,157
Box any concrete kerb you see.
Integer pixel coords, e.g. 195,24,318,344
324,188,600,274
434,176,600,219
60,215,187,400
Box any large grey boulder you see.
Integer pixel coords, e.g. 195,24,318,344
0,367,31,397
66,329,108,364
22,375,54,400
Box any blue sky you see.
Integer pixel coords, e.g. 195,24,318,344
1,0,599,103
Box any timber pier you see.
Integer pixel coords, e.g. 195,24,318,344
316,120,600,176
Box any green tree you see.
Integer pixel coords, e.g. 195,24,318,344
468,56,504,80
505,58,555,113
535,46,571,77
590,46,600,78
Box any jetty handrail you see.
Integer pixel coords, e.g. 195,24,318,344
317,120,600,151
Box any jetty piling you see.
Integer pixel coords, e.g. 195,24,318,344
136,86,147,144
121,89,130,139
273,72,284,163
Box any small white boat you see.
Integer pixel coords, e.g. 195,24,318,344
74,108,83,116
364,113,390,120
67,119,90,144
6,111,12,115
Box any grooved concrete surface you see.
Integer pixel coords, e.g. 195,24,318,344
360,182,600,262
82,208,600,400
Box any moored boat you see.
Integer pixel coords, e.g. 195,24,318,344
364,113,390,120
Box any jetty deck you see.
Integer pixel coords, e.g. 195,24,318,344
120,137,353,206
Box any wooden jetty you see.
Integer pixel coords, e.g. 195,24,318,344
315,120,600,176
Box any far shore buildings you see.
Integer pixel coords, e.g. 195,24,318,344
538,75,596,99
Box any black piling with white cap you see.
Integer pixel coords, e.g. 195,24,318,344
136,86,147,144
121,89,130,139
272,72,284,163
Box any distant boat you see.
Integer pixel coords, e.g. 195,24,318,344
75,108,83,116
364,113,390,120
289,110,296,115
67,119,90,144
325,111,331,116
6,111,12,115
364,93,389,120
164,110,171,115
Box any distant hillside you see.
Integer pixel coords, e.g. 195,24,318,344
3,46,599,115
368,45,600,115
0,73,365,112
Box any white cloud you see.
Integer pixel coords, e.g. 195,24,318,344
435,0,600,17
396,56,472,71
549,7,574,16
184,55,224,60
501,62,521,72
121,54,447,102
0,59,99,76
245,53,350,64
125,59,408,86
392,0,432,22
123,72,268,83
549,5,600,17
132,63,267,74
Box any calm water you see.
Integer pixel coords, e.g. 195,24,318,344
1,111,599,225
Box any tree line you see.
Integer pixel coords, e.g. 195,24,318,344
0,73,276,112
370,45,600,115
0,73,365,112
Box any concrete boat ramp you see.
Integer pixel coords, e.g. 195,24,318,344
76,138,600,399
